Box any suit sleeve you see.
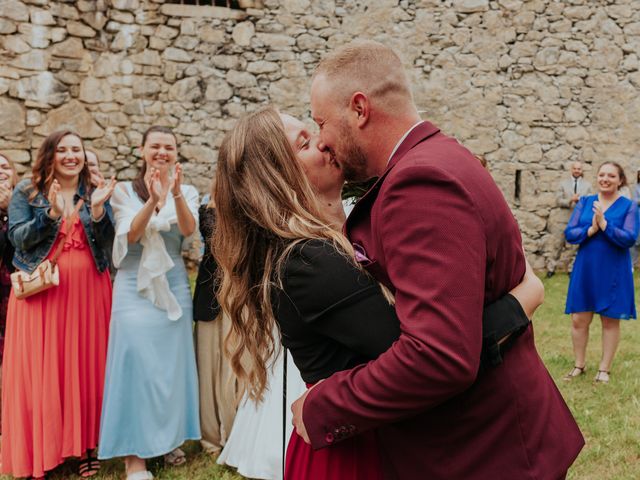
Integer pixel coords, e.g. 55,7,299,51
557,181,572,208
303,165,487,449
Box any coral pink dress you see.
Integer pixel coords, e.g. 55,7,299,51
1,216,111,478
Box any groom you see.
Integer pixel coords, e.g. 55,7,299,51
291,41,584,479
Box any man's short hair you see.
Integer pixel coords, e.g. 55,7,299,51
313,40,413,109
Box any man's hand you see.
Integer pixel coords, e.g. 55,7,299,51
291,388,311,444
570,193,579,205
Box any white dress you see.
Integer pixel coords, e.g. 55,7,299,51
217,348,306,480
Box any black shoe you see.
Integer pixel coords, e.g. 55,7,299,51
545,271,555,278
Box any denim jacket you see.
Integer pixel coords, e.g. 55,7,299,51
8,178,114,274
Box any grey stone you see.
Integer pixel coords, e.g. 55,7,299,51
2,35,31,54
205,77,233,101
169,77,202,102
51,37,86,59
30,9,56,26
226,70,257,88
0,1,29,22
453,0,489,13
162,47,193,63
232,21,255,46
67,21,96,38
9,50,49,71
34,99,104,138
11,72,68,106
0,98,26,136
79,77,114,103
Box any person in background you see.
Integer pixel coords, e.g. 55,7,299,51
547,161,593,278
564,162,638,383
630,165,640,267
1,130,115,479
0,153,18,367
98,126,200,480
85,148,105,187
193,190,239,456
0,153,18,441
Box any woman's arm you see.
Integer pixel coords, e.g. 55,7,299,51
600,201,639,249
127,199,157,244
172,164,196,237
564,197,591,244
508,258,544,319
8,184,61,251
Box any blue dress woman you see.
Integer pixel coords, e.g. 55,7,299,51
564,161,638,384
99,126,200,480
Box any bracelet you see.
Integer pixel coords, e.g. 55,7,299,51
173,193,183,199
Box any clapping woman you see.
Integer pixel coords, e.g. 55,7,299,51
0,153,18,372
1,130,115,479
564,162,638,383
98,126,200,480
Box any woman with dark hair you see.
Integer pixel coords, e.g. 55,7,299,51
98,126,200,480
213,107,543,480
0,152,18,368
564,161,638,383
1,131,115,479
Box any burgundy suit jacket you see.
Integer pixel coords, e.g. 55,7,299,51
303,122,584,479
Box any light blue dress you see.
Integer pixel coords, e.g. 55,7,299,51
98,183,200,459
565,194,638,320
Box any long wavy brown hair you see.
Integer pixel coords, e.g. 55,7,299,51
30,130,91,199
132,125,177,202
213,106,354,401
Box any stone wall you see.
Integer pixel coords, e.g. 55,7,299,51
1,0,639,269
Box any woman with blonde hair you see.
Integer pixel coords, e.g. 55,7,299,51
1,130,115,479
213,107,543,479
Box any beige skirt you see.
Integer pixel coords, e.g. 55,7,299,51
195,315,240,454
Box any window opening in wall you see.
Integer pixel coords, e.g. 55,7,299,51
166,0,246,9
514,169,521,202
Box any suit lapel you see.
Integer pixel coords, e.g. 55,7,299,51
345,121,441,237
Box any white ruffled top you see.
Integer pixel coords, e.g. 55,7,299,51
110,181,199,321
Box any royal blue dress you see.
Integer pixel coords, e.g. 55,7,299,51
565,194,638,319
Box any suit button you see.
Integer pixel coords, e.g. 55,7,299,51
325,432,334,444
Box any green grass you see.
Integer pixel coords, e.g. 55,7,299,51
2,273,639,479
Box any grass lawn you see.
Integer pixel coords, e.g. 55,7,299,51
2,273,638,479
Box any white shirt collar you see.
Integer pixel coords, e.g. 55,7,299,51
387,121,424,165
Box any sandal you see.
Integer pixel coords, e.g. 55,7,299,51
164,447,186,467
563,365,586,381
78,455,100,478
594,370,610,383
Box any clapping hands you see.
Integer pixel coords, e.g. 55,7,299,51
91,176,116,221
171,163,183,197
48,179,65,219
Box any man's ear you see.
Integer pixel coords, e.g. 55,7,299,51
350,92,370,129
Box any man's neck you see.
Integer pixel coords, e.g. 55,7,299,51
369,115,422,177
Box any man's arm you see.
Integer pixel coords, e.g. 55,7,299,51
300,165,493,449
557,180,573,208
